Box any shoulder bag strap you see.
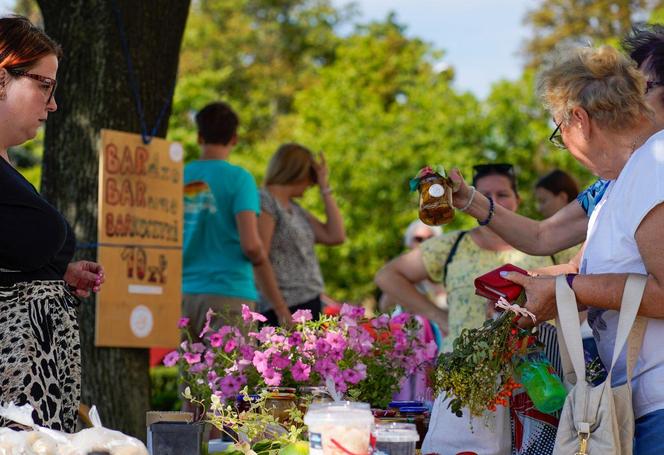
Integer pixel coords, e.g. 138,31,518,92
555,275,585,386
443,231,467,288
609,274,647,382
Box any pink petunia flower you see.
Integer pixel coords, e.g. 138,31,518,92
262,368,282,387
292,309,312,323
224,339,237,353
177,317,190,329
183,352,201,365
209,333,224,348
199,308,216,338
242,304,268,323
291,360,311,381
163,351,179,367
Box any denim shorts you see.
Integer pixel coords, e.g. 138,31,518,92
635,409,664,454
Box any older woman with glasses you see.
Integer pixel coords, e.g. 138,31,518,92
449,25,664,278
0,16,105,431
376,163,555,454
505,45,664,453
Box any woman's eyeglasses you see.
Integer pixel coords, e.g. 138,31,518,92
549,120,565,149
646,80,664,94
7,68,57,104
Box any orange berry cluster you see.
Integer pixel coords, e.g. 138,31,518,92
487,377,522,411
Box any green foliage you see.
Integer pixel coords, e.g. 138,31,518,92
522,0,664,68
150,366,181,411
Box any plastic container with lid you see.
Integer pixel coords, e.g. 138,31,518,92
374,422,419,455
304,401,374,455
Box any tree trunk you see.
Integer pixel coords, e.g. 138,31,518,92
36,0,190,439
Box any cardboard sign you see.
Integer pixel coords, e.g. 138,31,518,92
96,129,183,348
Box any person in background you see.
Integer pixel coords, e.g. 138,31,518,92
534,169,579,219
0,16,105,432
182,102,270,338
376,163,555,455
378,220,445,316
257,143,345,326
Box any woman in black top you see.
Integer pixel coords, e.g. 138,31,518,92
0,16,104,432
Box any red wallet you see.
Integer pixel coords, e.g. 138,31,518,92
474,264,529,302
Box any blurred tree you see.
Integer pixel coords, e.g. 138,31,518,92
523,0,664,67
262,18,483,302
36,0,190,439
169,0,354,161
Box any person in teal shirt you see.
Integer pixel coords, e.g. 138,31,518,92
183,102,270,339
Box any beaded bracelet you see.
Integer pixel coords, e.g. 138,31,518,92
478,195,495,226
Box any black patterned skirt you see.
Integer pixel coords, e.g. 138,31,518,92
0,280,81,432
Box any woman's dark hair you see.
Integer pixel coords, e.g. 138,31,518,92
623,24,664,81
471,163,519,196
535,169,579,203
0,15,61,70
195,102,239,145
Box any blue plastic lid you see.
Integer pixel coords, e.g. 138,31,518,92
388,401,424,408
399,406,428,414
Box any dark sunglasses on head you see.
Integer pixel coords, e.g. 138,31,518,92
6,68,57,104
646,80,664,94
472,163,515,181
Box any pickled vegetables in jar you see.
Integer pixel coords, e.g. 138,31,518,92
410,166,454,226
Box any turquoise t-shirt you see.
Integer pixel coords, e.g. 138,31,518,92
183,160,259,300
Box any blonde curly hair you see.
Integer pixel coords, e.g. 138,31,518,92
537,45,653,131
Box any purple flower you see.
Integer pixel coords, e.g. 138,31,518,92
242,304,267,323
199,308,216,338
224,339,237,353
219,375,242,397
325,332,347,351
371,314,390,329
190,342,206,353
204,350,216,367
271,354,291,370
288,332,304,347
252,326,275,343
292,309,313,323
240,345,255,361
189,362,206,374
291,360,311,381
263,368,282,386
315,339,331,356
183,352,201,365
177,317,190,329
353,363,367,381
209,333,224,348
340,303,365,320
314,358,339,378
391,313,411,325
163,351,179,367
342,368,362,384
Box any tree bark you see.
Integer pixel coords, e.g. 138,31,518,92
36,0,190,439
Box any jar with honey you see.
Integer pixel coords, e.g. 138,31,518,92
411,167,454,226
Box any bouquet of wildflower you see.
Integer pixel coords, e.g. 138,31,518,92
166,304,437,409
430,298,533,418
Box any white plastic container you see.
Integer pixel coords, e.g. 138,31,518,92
304,401,373,455
374,422,419,455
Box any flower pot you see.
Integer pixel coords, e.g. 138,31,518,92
148,421,205,455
